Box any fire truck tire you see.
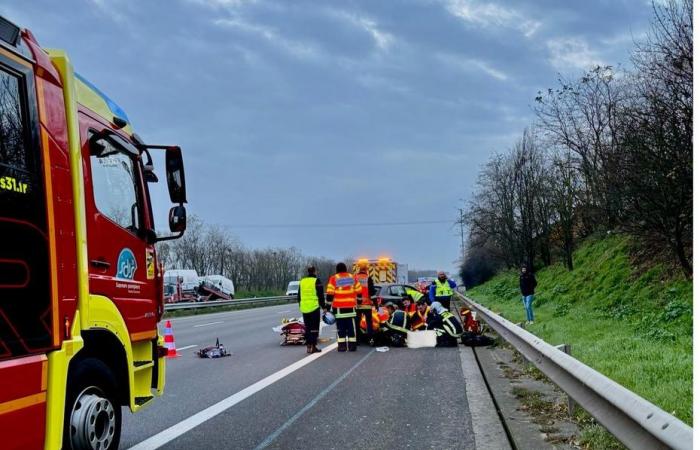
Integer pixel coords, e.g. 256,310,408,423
64,358,122,450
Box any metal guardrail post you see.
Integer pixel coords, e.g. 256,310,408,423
455,293,692,450
555,343,576,417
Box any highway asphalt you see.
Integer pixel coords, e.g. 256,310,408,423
119,304,490,449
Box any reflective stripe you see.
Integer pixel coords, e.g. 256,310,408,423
334,307,356,319
328,272,361,309
406,288,424,302
356,273,371,304
440,311,462,337
387,311,409,333
299,277,319,313
435,279,453,297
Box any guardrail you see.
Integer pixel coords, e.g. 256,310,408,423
164,295,296,311
455,292,693,450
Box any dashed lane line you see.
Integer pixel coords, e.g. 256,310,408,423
254,349,374,449
127,342,339,450
176,344,197,351
192,321,224,328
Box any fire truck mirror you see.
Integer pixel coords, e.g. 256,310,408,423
169,205,187,233
165,146,187,204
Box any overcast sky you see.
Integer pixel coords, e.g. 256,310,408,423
4,0,653,273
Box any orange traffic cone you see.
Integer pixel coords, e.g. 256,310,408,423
164,320,180,358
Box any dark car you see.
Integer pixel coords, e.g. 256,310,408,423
375,283,422,306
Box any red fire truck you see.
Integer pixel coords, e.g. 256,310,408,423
0,17,187,449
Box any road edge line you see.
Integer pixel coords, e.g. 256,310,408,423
127,342,339,450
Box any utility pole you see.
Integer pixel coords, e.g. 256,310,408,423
459,208,465,258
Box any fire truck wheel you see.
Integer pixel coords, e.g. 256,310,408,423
64,358,122,450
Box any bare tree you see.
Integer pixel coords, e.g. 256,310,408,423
534,66,627,232
549,150,580,270
618,0,693,276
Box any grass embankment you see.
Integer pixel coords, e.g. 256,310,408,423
468,235,692,428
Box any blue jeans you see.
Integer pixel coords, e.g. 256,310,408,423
522,295,534,322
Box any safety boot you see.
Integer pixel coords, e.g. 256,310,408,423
348,342,357,352
306,344,312,354
338,341,347,352
312,346,322,353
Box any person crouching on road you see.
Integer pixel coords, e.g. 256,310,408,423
381,302,409,347
298,265,325,354
429,271,457,310
427,302,463,347
519,264,537,325
326,262,362,352
409,299,431,331
354,260,376,345
399,295,415,314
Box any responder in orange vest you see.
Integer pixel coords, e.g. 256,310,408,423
325,262,362,352
354,260,376,344
409,298,431,331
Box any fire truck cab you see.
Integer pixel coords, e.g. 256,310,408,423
0,17,187,450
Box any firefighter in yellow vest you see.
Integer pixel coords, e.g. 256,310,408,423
326,262,363,352
355,260,376,344
297,265,325,354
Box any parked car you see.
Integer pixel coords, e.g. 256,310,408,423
285,280,300,296
375,283,424,305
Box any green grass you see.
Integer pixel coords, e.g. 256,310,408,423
235,289,286,298
468,235,692,428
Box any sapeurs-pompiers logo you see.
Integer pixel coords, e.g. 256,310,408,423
116,248,137,280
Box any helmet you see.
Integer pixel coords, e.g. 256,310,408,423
322,311,336,325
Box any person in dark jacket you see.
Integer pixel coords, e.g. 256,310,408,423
519,265,537,324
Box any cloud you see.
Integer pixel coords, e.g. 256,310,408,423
546,37,604,72
437,53,508,81
186,0,258,9
329,10,395,51
442,0,541,37
214,16,320,60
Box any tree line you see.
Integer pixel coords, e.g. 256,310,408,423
460,0,692,287
157,216,338,293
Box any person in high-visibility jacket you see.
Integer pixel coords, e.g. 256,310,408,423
427,301,464,347
380,302,409,347
297,265,325,354
429,271,457,310
405,286,427,305
409,299,431,331
354,260,376,344
325,262,362,352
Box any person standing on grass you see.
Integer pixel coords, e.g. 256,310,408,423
519,264,537,324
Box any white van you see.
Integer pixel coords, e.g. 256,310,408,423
164,269,200,293
201,275,235,298
285,280,300,296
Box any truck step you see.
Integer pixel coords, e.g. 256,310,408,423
133,360,154,371
135,396,154,407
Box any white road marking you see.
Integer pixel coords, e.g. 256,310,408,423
192,321,224,328
277,310,291,314
127,342,338,450
254,349,373,449
176,344,197,351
